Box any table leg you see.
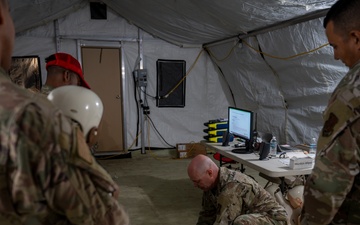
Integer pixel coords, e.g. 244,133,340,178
280,177,285,193
240,164,245,173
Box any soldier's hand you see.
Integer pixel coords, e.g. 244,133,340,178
112,188,120,199
112,183,120,199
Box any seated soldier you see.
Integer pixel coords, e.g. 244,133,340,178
188,154,288,225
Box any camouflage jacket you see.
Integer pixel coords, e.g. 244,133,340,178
0,68,128,225
196,167,287,225
300,62,360,225
40,84,54,96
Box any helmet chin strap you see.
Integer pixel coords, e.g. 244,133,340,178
87,127,98,146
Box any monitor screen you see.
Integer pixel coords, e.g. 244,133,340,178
228,106,253,142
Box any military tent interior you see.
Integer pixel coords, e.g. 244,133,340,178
10,0,342,154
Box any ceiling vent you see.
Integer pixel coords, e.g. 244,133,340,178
90,2,107,20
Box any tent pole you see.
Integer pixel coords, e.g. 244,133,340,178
138,29,146,154
204,9,329,48
54,19,61,52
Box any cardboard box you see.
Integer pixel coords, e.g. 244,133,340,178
289,157,314,169
176,143,207,159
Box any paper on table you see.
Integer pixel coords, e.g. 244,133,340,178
286,151,309,158
307,153,316,159
279,158,290,166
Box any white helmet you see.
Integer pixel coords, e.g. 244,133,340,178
286,185,304,209
47,86,103,138
265,184,280,198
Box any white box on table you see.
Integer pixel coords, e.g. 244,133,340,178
289,157,314,169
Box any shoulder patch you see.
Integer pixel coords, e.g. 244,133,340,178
322,112,338,137
76,128,93,164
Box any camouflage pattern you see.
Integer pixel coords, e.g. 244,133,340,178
197,167,288,225
300,62,360,225
26,86,40,93
0,68,129,225
40,84,53,96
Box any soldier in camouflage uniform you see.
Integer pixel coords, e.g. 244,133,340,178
0,1,129,224
40,52,90,96
188,155,288,225
300,0,360,224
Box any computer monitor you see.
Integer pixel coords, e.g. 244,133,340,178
228,106,254,150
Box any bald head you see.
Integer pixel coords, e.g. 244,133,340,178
187,155,219,191
188,154,212,176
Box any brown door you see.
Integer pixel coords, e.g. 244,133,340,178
81,47,124,153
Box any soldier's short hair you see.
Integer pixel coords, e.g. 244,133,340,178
324,0,360,37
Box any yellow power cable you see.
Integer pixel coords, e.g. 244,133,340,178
144,117,173,160
146,117,157,158
185,141,196,157
206,39,329,62
242,39,329,60
163,49,204,98
205,42,238,62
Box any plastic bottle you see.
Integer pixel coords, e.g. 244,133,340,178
270,136,277,157
309,137,317,154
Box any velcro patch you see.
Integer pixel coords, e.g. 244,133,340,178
323,112,338,137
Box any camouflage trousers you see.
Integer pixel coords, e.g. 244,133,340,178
217,213,287,225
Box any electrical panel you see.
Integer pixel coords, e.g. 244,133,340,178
134,69,147,87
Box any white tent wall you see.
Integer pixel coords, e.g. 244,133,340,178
10,0,350,147
121,40,232,148
207,18,347,145
12,3,232,149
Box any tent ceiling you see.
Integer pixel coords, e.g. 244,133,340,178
11,0,336,46
11,0,86,34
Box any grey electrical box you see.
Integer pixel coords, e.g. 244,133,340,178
134,69,147,87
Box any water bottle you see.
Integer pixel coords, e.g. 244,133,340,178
309,137,317,154
270,136,277,157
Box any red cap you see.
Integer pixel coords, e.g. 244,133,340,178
45,52,90,89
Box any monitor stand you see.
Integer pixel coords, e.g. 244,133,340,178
231,148,250,154
231,140,252,154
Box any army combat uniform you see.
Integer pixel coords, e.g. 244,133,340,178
300,62,360,225
0,68,129,225
196,167,288,225
40,84,53,96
